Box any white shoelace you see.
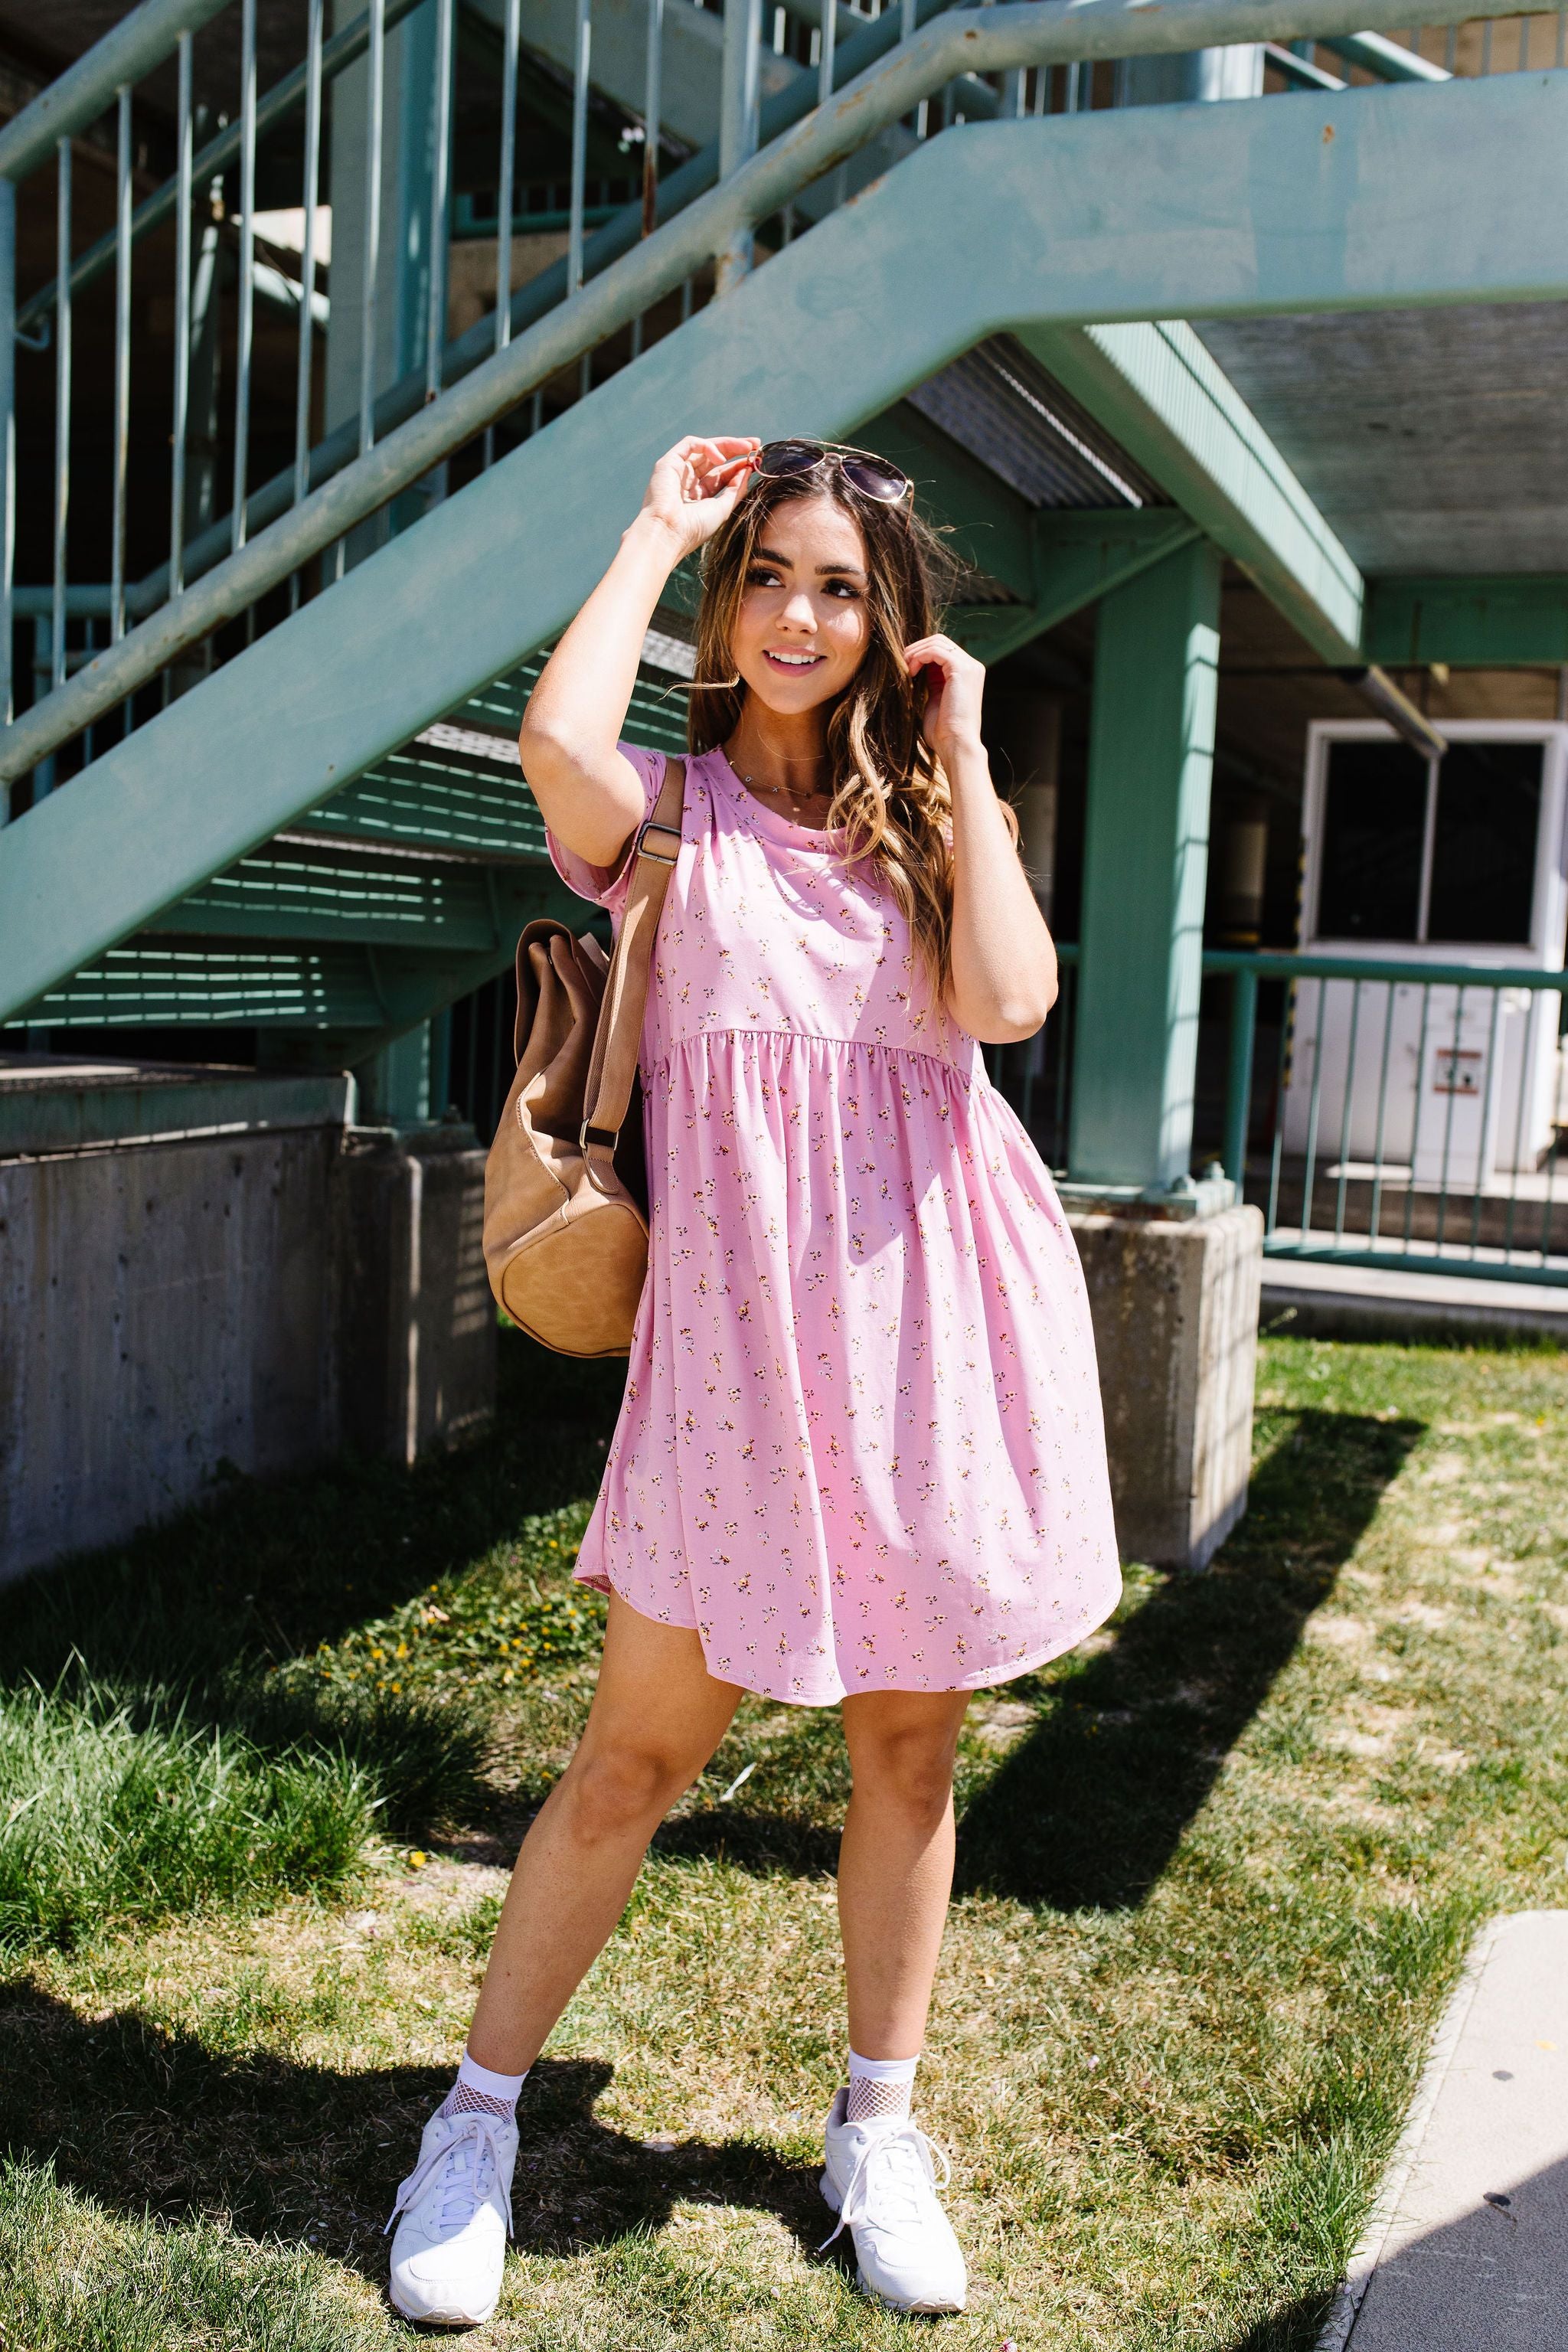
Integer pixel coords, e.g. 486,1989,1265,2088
384,2112,511,2240
819,2121,952,2252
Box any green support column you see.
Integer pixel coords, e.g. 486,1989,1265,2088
330,0,446,1116
359,1021,431,1126
1068,538,1222,1191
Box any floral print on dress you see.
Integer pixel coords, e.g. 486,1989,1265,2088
546,741,1121,1705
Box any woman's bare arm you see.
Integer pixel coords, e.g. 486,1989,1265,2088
904,633,1057,1046
518,434,758,869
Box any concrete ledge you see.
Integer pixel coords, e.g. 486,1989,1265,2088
1319,1910,1568,2352
0,1054,352,1157
1262,1256,1568,1348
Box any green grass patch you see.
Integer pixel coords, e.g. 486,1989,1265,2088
0,1334,626,1956
283,1504,605,1703
2,1330,1566,2348
0,1684,377,1955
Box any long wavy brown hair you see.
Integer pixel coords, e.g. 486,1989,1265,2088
688,464,967,990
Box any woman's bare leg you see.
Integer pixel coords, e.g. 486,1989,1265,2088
837,1690,972,2059
466,1593,743,2074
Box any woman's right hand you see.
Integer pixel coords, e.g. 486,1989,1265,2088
635,435,760,559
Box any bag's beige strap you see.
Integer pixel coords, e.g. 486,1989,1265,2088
580,753,685,1194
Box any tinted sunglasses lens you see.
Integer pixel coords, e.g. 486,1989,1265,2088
758,440,824,480
841,456,910,502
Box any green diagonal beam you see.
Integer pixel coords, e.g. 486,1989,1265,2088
8,67,1568,1020
1024,321,1364,664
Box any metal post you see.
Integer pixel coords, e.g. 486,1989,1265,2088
642,0,664,234
817,0,835,103
359,0,386,457
1331,977,1363,1245
0,174,14,741
497,0,520,320
425,0,453,407
170,31,194,597
108,90,132,647
232,0,257,553
716,0,762,292
483,0,520,455
52,136,71,690
1222,963,1257,1189
1367,980,1396,1244
567,0,592,296
291,0,324,600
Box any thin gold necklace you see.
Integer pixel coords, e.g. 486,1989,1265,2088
727,746,831,805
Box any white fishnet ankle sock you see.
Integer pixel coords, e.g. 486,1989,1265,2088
845,2049,919,2124
438,2048,528,2125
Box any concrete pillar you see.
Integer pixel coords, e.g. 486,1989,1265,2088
1068,1204,1263,1570
337,1125,496,1469
1070,538,1222,1191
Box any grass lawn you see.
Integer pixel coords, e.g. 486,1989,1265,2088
2,1325,1566,2349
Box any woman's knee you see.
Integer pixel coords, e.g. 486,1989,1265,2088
562,1738,696,1842
849,1726,959,1824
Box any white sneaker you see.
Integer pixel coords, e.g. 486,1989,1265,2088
386,2105,518,2328
819,2089,968,2314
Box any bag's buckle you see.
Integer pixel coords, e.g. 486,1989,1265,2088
636,818,681,866
580,1122,619,1153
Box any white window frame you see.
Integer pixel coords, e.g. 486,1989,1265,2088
1302,719,1568,969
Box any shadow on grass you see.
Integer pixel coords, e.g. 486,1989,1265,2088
954,1407,1423,1912
0,1333,626,1690
0,1982,831,2278
1217,2301,1338,2352
0,1332,628,1831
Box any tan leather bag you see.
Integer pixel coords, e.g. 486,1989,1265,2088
482,756,684,1357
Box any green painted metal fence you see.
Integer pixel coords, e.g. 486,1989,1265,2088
980,946,1568,1288
1209,951,1568,1286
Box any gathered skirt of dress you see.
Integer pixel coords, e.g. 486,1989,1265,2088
572,1024,1121,1704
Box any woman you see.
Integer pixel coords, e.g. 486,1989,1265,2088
387,435,1120,2326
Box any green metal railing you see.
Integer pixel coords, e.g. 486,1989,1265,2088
980,945,1568,1287
1209,949,1568,1286
2,0,1562,815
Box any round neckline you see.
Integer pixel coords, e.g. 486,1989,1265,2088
710,744,841,849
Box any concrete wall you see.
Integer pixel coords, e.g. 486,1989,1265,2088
0,1061,495,1585
337,1127,498,1466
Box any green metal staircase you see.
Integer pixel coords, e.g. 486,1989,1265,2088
17,650,688,1076
0,0,1563,1107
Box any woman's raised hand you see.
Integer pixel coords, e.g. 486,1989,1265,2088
638,435,761,558
903,633,985,761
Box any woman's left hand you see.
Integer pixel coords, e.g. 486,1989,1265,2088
903,634,985,760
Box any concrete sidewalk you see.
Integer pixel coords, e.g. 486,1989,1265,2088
1263,1256,1568,1347
1321,1911,1568,2352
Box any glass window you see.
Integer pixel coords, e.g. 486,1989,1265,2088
1316,740,1428,940
1426,740,1543,946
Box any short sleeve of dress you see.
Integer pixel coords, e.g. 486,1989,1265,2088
545,740,668,923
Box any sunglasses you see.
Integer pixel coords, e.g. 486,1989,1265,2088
750,439,912,505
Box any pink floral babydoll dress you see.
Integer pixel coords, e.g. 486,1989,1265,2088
547,742,1121,1705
